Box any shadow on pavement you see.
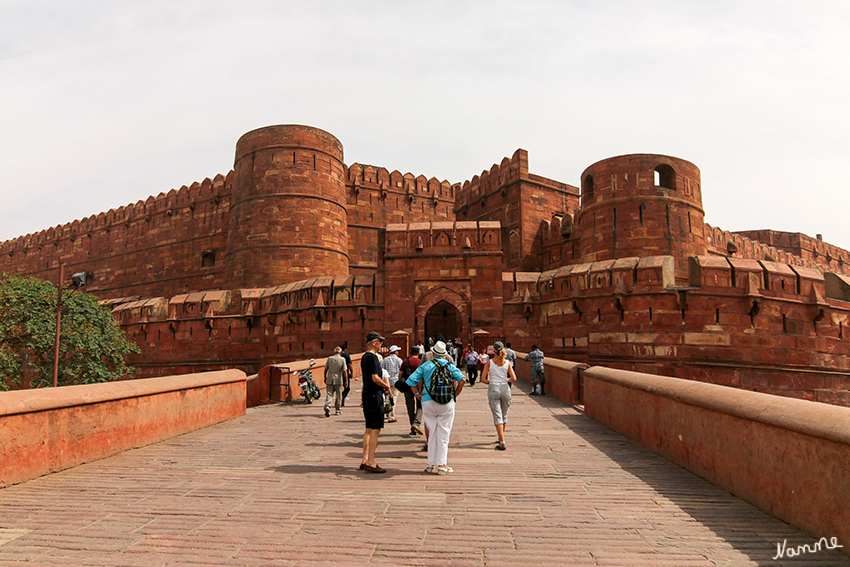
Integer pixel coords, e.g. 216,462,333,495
554,411,850,567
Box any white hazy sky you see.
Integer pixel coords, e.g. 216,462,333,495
2,0,849,248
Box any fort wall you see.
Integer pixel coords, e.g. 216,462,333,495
0,174,233,298
734,229,850,272
454,149,580,272
503,254,850,405
0,125,459,298
0,369,246,488
344,164,456,273
582,366,850,552
3,125,850,408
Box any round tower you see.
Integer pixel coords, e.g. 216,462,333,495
577,154,706,282
225,125,349,288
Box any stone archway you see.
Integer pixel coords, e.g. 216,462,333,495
425,300,461,344
415,287,469,345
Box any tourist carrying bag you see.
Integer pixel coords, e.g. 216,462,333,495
427,361,455,404
395,357,414,394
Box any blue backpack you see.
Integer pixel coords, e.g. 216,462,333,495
428,361,455,404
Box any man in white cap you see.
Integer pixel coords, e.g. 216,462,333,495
381,344,404,422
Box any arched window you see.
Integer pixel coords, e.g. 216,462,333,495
654,164,676,190
582,175,594,202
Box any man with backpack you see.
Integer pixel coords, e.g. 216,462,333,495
396,347,424,436
405,340,466,475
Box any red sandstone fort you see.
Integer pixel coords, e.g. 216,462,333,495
3,124,850,405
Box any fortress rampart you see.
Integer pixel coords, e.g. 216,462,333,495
226,125,349,288
3,124,850,406
0,174,233,298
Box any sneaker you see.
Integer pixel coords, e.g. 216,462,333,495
435,465,453,475
424,465,435,474
324,407,330,417
335,410,341,415
411,423,424,436
496,442,506,451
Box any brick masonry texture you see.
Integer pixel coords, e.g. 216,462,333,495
3,124,850,405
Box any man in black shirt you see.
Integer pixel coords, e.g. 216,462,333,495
360,331,391,473
339,345,353,406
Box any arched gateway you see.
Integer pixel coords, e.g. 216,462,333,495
416,287,468,345
425,300,461,343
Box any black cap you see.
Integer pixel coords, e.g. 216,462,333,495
365,331,385,342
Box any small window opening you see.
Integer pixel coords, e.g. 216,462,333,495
654,164,676,190
583,175,594,203
201,250,216,267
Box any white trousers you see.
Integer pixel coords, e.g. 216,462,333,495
422,399,456,467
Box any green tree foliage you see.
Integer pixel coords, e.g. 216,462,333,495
0,274,140,389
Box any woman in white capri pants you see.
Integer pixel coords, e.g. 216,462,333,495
405,340,466,475
480,341,517,451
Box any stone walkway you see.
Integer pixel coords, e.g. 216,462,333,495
0,380,847,566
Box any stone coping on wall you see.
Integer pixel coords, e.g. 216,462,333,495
0,370,246,417
584,366,850,446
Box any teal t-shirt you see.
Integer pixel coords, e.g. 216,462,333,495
405,358,465,402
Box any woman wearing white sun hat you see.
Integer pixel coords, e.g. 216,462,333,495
405,340,466,475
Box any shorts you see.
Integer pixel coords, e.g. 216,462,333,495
362,390,385,430
531,368,545,384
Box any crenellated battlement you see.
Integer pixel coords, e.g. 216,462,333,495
0,173,232,254
702,223,850,276
503,256,677,304
384,221,502,256
346,163,456,201
455,149,529,209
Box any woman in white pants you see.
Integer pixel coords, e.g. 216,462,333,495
405,341,466,475
480,341,517,451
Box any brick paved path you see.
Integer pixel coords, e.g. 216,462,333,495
0,380,847,566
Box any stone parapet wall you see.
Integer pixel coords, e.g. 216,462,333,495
583,366,850,554
0,369,246,488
